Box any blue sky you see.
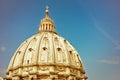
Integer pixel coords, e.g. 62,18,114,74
0,0,120,80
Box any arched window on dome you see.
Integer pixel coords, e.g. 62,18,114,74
75,54,80,66
69,50,74,65
56,47,65,63
57,48,62,62
54,37,65,63
72,51,77,65
25,48,33,65
41,50,48,62
24,37,36,65
40,37,49,62
54,37,59,48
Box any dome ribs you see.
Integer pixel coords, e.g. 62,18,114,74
22,36,37,66
37,33,46,64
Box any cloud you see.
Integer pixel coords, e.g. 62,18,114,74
98,57,120,65
91,16,120,50
0,46,6,52
114,45,120,50
113,40,120,50
78,3,120,51
98,59,120,65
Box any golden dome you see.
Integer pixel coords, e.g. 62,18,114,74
6,7,87,80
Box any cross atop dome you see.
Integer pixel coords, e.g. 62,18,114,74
45,6,49,18
46,6,49,12
38,6,56,33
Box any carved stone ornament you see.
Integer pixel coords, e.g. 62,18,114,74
56,66,65,72
40,66,49,71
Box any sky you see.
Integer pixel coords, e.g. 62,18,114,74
0,0,120,80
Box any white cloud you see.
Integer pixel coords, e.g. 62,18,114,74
0,46,6,52
98,56,120,65
114,45,120,50
91,16,120,51
98,59,120,65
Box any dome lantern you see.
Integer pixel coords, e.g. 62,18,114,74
38,6,56,33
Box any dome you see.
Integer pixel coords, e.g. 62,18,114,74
6,7,87,80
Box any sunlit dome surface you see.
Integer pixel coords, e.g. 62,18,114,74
6,7,87,80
